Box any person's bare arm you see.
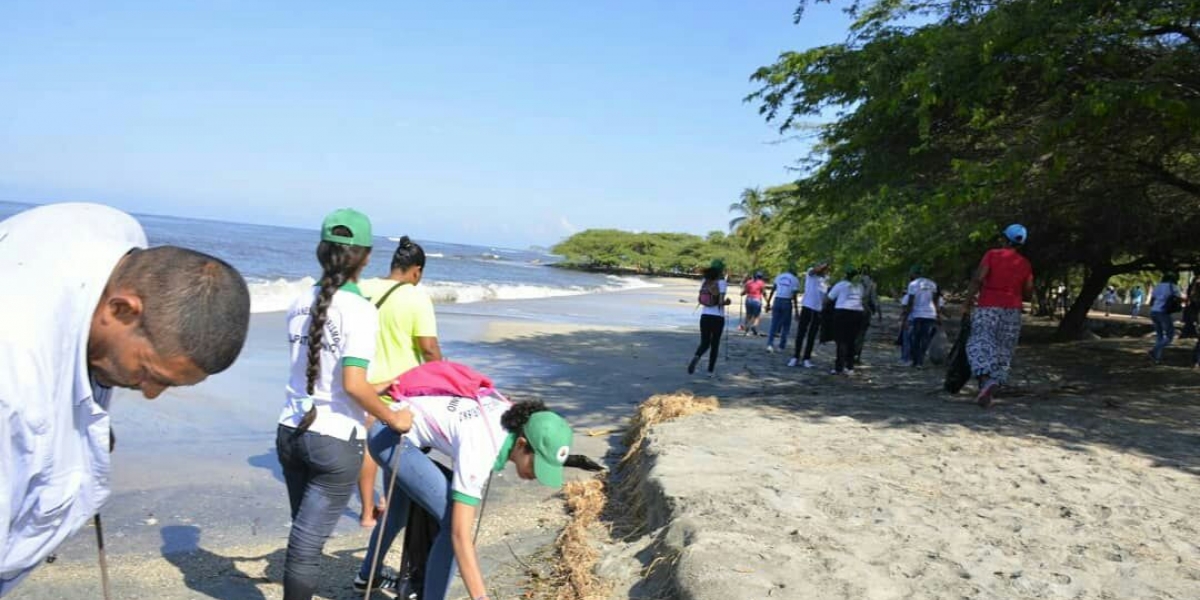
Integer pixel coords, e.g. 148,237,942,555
417,336,443,362
343,366,412,432
451,501,488,599
965,262,990,314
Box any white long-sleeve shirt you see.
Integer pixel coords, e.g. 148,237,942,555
0,204,148,593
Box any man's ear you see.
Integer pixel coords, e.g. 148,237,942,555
105,292,145,326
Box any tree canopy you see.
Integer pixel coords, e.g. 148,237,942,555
747,0,1200,338
552,229,748,276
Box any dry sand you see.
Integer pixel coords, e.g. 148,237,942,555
592,310,1200,600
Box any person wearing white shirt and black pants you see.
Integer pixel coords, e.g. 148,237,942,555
826,267,867,375
689,260,731,378
1,203,251,595
765,266,801,353
788,262,830,368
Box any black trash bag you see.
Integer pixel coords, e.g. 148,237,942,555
393,460,452,600
944,316,973,394
564,454,606,472
819,304,836,344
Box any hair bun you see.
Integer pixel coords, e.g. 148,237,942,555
397,235,413,249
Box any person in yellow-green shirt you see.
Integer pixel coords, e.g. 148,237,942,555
357,235,443,527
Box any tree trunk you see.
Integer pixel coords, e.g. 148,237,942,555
1054,266,1112,341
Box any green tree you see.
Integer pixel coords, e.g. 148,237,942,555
728,187,774,269
749,0,1200,339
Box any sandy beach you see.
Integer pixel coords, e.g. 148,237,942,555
9,282,1199,599
593,309,1200,600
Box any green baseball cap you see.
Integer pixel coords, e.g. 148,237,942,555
710,259,726,271
321,208,373,247
525,411,573,487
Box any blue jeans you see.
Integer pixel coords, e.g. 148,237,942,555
900,317,914,362
359,424,459,600
744,298,762,320
276,425,363,600
1151,311,1175,360
767,297,793,349
908,318,938,366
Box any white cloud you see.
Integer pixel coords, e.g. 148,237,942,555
559,215,578,235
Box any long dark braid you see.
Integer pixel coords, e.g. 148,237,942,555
297,226,370,433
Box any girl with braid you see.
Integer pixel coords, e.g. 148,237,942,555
276,209,412,600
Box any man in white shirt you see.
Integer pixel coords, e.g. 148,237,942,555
788,262,830,368
764,265,801,352
901,268,942,368
0,203,252,594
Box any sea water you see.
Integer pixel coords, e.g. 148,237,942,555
0,200,658,312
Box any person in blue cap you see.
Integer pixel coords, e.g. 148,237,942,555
963,224,1034,408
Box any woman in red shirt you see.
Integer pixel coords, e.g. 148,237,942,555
964,224,1034,408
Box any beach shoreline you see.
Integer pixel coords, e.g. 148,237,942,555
13,279,1196,600
7,278,711,599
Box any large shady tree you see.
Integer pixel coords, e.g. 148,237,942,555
750,0,1200,339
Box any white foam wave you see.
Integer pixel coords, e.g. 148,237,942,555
248,276,316,313
246,275,661,313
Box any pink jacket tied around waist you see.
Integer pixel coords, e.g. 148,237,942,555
387,361,497,401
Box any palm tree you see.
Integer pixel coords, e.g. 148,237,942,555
729,187,772,269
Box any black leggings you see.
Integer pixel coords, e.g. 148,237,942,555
793,306,821,360
834,309,865,372
694,314,725,372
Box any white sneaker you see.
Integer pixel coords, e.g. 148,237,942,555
766,345,776,353
830,369,839,375
787,358,798,367
707,370,718,379
845,369,855,376
802,359,815,368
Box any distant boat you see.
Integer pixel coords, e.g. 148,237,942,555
481,253,501,260
427,252,445,258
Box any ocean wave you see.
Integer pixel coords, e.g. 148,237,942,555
248,276,317,313
246,275,661,313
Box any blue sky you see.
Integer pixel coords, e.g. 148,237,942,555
0,1,851,248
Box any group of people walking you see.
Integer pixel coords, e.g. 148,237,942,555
691,224,1041,408
699,222,1198,404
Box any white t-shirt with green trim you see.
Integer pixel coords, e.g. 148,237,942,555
279,283,379,441
400,393,512,506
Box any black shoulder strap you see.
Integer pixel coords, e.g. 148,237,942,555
374,282,409,309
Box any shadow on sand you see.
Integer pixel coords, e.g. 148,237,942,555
472,308,1200,478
